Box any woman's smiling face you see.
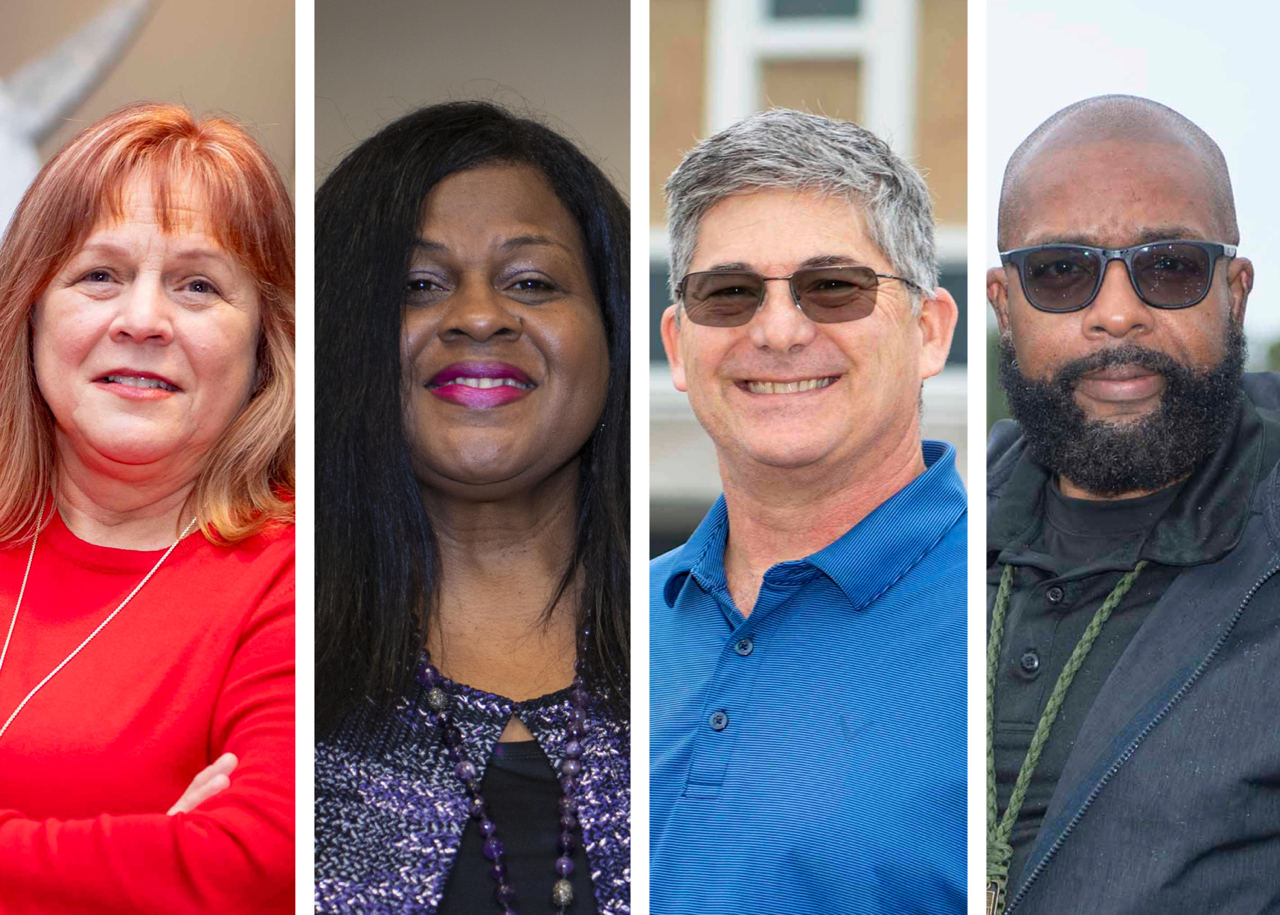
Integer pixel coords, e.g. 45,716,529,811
401,163,610,499
32,174,261,474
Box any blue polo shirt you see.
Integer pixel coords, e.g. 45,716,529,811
650,440,967,914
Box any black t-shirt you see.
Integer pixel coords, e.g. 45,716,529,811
990,480,1183,886
437,739,590,915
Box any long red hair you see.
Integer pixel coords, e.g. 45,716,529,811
0,102,295,543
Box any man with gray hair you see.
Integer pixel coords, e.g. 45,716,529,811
650,108,965,913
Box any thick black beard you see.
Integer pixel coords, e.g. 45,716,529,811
998,327,1246,497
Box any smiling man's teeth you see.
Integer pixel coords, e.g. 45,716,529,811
745,377,834,395
443,377,533,390
103,375,178,392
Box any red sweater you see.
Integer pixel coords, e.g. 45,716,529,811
0,512,294,914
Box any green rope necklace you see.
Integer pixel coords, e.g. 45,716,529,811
986,560,1147,915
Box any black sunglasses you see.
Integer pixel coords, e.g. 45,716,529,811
999,239,1236,313
677,265,923,327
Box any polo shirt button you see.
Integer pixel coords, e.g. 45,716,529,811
709,711,729,731
734,638,754,657
1046,586,1065,604
1020,650,1041,674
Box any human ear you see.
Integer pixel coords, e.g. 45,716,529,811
987,266,1011,336
660,304,688,392
1226,256,1252,326
917,287,958,381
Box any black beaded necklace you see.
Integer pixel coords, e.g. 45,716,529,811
417,648,591,914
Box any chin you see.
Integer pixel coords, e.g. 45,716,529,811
86,440,185,466
1076,399,1162,426
418,465,554,504
414,446,558,493
739,414,851,465
435,462,525,487
63,409,205,466
1097,411,1152,426
738,437,840,470
420,437,516,481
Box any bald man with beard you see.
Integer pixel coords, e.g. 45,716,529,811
985,95,1280,915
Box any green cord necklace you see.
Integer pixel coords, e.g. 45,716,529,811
986,560,1147,915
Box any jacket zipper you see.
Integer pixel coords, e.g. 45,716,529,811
1005,562,1280,913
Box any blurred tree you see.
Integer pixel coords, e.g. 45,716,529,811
1267,338,1280,372
988,332,1010,432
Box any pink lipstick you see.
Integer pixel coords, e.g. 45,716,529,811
427,361,536,408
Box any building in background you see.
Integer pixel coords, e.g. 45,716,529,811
650,0,968,555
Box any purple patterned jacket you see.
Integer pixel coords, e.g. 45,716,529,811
315,676,630,914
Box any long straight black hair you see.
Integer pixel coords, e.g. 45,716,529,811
315,101,629,738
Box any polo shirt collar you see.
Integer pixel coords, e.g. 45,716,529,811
662,440,967,611
661,494,729,608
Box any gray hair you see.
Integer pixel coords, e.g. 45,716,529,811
664,108,937,312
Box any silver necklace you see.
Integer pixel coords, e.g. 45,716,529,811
0,503,198,743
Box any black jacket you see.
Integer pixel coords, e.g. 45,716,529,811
988,373,1280,914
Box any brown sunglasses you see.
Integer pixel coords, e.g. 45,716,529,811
677,265,924,327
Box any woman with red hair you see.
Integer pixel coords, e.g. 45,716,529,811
0,103,294,913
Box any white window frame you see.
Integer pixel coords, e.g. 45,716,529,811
704,0,919,159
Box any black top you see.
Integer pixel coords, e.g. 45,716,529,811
988,480,1183,885
438,739,590,915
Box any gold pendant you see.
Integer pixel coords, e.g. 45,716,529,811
986,879,1004,915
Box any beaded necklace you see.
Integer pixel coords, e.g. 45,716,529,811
417,641,592,914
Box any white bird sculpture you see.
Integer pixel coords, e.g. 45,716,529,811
0,0,151,231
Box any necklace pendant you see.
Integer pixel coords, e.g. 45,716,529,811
551,877,573,907
987,878,1005,915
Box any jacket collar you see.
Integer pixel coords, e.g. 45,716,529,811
663,440,966,611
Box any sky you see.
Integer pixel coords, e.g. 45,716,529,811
987,0,1280,347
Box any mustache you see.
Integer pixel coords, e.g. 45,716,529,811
1045,344,1184,389
997,325,1247,497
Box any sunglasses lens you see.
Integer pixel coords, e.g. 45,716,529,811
682,273,763,326
1022,248,1101,311
1132,243,1212,307
793,266,878,323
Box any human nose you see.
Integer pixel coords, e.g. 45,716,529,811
746,277,816,352
435,280,523,343
109,276,174,344
1081,259,1151,339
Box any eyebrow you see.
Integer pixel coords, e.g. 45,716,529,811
1022,226,1208,248
499,234,573,254
168,245,233,263
798,254,861,269
412,234,573,255
73,240,232,264
700,254,864,274
73,241,133,259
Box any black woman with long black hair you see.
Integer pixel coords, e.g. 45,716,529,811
314,101,629,915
